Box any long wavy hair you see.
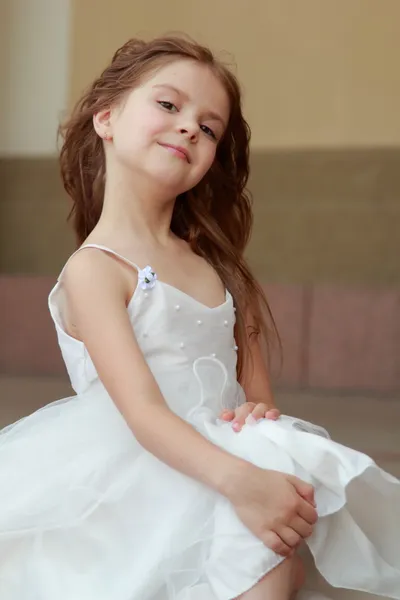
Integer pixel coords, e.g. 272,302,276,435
59,36,280,382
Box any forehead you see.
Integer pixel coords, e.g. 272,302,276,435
143,59,230,115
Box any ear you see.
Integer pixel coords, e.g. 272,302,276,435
93,108,112,141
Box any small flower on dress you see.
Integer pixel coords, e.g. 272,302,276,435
138,266,157,290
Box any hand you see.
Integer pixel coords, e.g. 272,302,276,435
220,402,280,432
226,464,317,556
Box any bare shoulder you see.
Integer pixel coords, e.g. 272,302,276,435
62,247,136,306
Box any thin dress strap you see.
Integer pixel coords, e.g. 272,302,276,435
57,243,140,282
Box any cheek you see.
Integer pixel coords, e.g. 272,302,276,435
137,109,168,140
114,106,167,151
190,147,216,187
199,145,217,173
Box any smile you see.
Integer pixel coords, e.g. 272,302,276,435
158,143,190,163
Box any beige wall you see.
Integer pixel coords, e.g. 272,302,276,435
0,0,71,157
70,0,400,149
0,1,11,129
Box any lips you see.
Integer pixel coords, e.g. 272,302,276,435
158,143,190,163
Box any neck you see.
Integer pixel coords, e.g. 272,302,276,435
99,167,177,244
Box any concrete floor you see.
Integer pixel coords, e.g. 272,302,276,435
1,375,399,599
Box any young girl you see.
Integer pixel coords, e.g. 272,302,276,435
0,36,399,600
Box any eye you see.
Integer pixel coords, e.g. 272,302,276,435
158,101,178,112
200,124,217,140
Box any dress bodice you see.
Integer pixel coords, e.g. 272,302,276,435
48,245,243,420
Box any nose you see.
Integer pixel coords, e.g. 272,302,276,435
177,119,199,142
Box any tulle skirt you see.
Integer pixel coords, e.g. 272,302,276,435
0,382,399,600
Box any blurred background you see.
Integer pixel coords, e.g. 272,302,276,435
1,0,399,533
1,2,399,596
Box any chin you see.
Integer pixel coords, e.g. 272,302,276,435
147,166,197,195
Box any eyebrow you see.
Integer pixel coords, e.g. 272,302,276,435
152,84,226,127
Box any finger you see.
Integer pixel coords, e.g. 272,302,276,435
265,408,280,420
289,476,316,507
232,403,255,432
220,409,235,421
296,481,315,507
300,486,315,507
262,531,292,557
250,403,270,421
288,515,314,540
297,499,318,526
276,526,302,549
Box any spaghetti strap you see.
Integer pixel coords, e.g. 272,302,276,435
57,243,140,282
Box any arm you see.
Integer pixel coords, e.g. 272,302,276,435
220,309,280,429
241,317,276,409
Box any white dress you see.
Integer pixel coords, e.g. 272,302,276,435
0,243,399,600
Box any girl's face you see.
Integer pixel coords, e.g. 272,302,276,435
98,59,230,195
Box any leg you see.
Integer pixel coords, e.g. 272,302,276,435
237,555,304,600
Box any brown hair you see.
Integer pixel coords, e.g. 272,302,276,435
59,36,280,382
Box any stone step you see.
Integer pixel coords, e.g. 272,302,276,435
1,276,399,392
1,150,400,284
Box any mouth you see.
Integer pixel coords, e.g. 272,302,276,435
158,143,190,163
